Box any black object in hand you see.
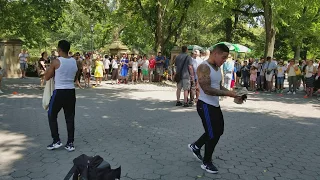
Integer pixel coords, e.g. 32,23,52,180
241,95,247,101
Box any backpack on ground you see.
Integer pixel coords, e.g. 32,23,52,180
64,154,121,180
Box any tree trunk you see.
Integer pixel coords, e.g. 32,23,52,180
294,45,301,60
263,0,276,58
225,18,233,42
155,0,163,52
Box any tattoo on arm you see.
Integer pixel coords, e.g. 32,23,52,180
197,64,229,97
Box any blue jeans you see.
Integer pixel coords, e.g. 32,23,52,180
277,77,284,85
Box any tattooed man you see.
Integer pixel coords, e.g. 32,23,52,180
188,44,243,174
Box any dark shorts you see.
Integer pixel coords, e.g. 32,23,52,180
306,76,314,88
84,70,91,78
197,100,224,138
112,68,119,80
105,69,109,75
236,71,241,78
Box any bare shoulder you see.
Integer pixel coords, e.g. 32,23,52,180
197,64,210,75
51,58,60,69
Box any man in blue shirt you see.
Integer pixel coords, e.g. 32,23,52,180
155,52,164,82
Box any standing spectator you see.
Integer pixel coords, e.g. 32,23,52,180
175,46,195,107
94,55,105,86
18,49,29,78
222,55,234,90
230,66,237,90
241,61,250,89
234,60,242,87
103,55,110,81
82,54,92,88
264,56,277,92
38,52,48,87
120,54,129,84
286,59,298,95
148,55,156,82
302,60,308,91
137,55,143,82
131,57,139,84
276,61,287,93
250,66,258,91
49,50,57,63
141,55,149,82
74,52,83,84
163,56,170,81
304,60,316,98
111,56,119,85
257,58,265,91
193,50,204,102
155,52,164,82
189,52,198,104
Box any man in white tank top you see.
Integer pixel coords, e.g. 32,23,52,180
187,44,243,174
44,40,79,152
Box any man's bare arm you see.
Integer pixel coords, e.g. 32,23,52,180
188,65,195,81
220,81,229,91
197,64,235,97
44,59,58,81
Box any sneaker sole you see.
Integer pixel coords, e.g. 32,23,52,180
47,144,63,150
65,147,75,152
188,144,202,162
201,164,218,174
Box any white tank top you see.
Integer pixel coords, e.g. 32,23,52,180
305,65,314,78
55,57,78,89
198,61,221,107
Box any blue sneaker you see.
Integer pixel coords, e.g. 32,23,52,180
65,142,75,152
188,144,203,161
201,162,219,174
47,141,63,150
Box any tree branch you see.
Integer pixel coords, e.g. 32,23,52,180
163,0,191,46
136,0,154,27
232,9,264,17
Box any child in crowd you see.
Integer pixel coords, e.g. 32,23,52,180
276,61,287,93
131,57,138,84
250,66,258,91
141,55,149,82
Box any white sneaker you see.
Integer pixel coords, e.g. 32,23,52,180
47,141,63,150
293,92,296,95
0,90,3,93
287,91,292,95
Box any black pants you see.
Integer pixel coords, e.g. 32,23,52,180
194,100,224,163
48,89,76,143
242,75,249,88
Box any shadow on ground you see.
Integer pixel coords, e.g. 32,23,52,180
0,78,320,180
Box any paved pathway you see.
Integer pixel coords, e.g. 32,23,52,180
0,78,320,180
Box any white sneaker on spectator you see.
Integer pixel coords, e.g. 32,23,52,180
293,92,296,95
287,91,292,95
0,90,3,93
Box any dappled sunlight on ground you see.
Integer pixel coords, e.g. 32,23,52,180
0,130,31,176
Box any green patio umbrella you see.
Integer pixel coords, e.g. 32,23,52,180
233,44,252,53
211,42,240,52
187,45,203,51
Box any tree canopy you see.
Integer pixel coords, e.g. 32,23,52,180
1,0,320,59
